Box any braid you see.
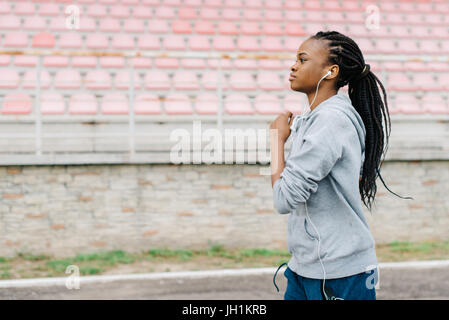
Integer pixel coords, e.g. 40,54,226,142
311,31,413,212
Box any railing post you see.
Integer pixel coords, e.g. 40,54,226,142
35,55,42,156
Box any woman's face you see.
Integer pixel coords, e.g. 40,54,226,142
289,37,335,94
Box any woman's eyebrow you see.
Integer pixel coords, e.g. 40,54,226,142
296,52,309,57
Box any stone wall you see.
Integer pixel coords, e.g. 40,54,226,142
0,160,448,258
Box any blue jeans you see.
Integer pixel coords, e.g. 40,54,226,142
280,265,377,300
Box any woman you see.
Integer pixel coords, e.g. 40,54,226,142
269,31,411,300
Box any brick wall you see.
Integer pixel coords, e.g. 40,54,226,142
0,160,448,258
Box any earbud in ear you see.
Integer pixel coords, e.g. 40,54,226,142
325,70,332,77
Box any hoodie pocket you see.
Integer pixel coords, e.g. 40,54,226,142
304,218,318,241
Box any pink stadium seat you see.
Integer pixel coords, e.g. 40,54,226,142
237,36,260,51
112,34,135,49
245,0,263,9
172,20,192,34
345,11,364,23
194,93,219,114
244,9,263,21
115,70,142,90
234,59,258,69
0,69,19,88
262,23,283,36
69,94,98,115
194,21,215,34
181,58,206,69
229,72,256,91
138,35,161,50
240,22,261,35
155,6,175,19
134,94,162,114
163,35,186,50
0,1,11,14
440,40,449,53
87,4,107,17
72,56,97,68
285,1,303,10
302,11,325,23
356,38,375,54
0,15,20,29
218,21,238,35
43,55,69,67
163,0,182,6
144,71,171,90
397,40,420,54
41,92,65,115
39,3,60,16
283,93,308,113
148,19,170,33
388,73,414,91
14,2,34,15
394,94,423,114
374,39,396,54
403,61,427,72
285,37,302,52
410,26,430,38
341,0,360,11
420,40,440,54
261,37,283,52
154,58,179,69
101,94,129,114
259,59,283,70
133,5,153,19
201,71,230,91
207,59,233,70
188,36,211,51
59,33,82,48
382,61,403,72
110,5,130,18
49,17,67,31
184,0,202,7
413,73,442,91
222,8,240,20
384,13,405,25
85,70,112,90
4,32,28,47
78,17,96,32
254,94,282,114
224,94,253,114
0,55,11,66
164,93,193,114
285,23,307,36
86,34,109,49
257,73,283,91
2,93,32,114
225,0,244,7
178,7,197,19
99,56,125,68
200,8,219,21
437,74,449,90
173,71,200,90
421,93,448,114
323,0,341,10
213,36,235,51
55,69,81,89
100,18,121,32
23,70,51,89
265,10,283,22
32,33,55,48
266,0,282,9
203,0,221,7
14,55,38,67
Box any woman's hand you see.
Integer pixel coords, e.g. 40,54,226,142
269,111,295,143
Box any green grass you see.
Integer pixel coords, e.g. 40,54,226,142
0,240,447,280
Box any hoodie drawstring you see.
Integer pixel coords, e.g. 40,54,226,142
273,262,288,293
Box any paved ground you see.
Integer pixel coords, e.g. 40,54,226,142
0,265,448,300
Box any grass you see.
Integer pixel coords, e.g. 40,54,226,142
0,240,447,280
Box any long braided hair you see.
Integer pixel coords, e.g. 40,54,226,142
311,30,413,212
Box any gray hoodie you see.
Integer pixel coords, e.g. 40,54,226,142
273,92,378,279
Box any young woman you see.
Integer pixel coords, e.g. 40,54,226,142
269,31,412,300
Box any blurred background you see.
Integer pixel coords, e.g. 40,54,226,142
0,0,448,288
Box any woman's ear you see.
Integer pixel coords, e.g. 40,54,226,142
326,65,339,80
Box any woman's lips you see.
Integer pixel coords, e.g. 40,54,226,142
289,75,296,81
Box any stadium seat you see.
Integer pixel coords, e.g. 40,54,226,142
164,93,193,114
437,74,449,90
188,36,211,51
419,40,440,55
78,17,96,32
69,94,98,115
201,71,230,91
0,55,11,66
41,92,65,115
240,22,261,35
397,40,420,54
413,73,442,91
72,56,97,68
218,21,239,35
100,18,121,33
0,69,19,88
194,21,215,34
39,3,60,16
131,57,152,68
237,36,260,51
224,94,253,114
421,93,448,114
394,94,423,114
112,34,135,50
259,60,283,70
115,70,142,90
14,55,37,67
148,19,170,33
229,72,257,90
265,10,283,22
163,35,186,50
262,22,283,36
2,93,32,114
144,71,171,90
99,57,125,68
85,70,112,90
4,32,28,47
32,33,55,48
87,4,107,18
154,58,179,69
233,59,258,69
134,94,162,114
181,58,206,69
155,6,176,19
138,35,161,50
173,71,200,90
387,73,414,91
213,36,235,51
110,5,130,18
22,70,51,89
222,8,241,20
178,7,198,19
0,1,11,14
261,37,283,52
101,94,129,114
285,23,307,36
0,15,20,29
244,9,263,21
172,20,192,34
194,93,219,114
254,94,283,114
14,2,34,15
257,73,283,91
133,5,153,19
86,34,109,49
54,69,81,89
